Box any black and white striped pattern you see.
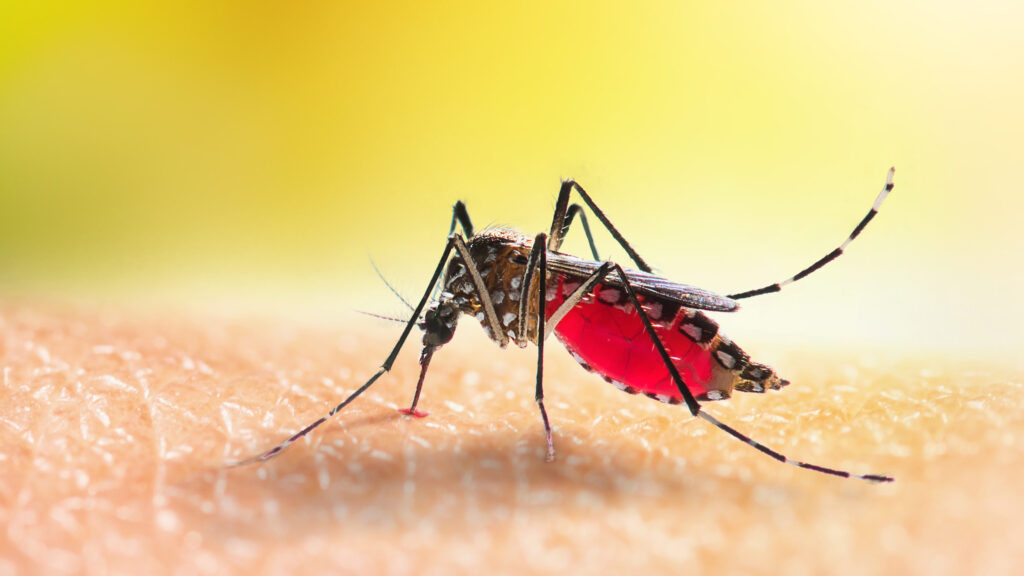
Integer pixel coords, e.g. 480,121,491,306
697,411,893,483
728,168,895,300
588,262,894,483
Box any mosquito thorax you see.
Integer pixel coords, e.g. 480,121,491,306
442,229,542,347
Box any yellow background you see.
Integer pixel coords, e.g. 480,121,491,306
1,2,1021,355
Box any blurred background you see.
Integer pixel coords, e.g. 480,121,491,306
1,1,1021,357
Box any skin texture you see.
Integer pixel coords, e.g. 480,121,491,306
1,300,1022,576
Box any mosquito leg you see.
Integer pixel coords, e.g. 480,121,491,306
609,263,702,416
449,200,474,237
559,204,601,260
517,233,557,460
612,263,893,483
527,248,633,461
727,168,895,300
432,201,476,301
695,411,894,483
547,180,652,272
231,235,459,466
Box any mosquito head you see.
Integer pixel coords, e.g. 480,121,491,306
420,297,459,348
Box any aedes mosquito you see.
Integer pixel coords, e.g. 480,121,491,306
237,168,896,483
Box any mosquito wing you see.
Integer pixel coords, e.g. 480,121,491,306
546,252,738,313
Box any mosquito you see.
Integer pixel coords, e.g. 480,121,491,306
237,168,897,483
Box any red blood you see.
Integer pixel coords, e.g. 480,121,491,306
399,408,430,418
547,277,716,399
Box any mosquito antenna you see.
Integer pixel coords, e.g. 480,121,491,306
355,309,416,324
369,256,415,311
229,235,458,466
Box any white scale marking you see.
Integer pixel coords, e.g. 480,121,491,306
875,168,895,210
568,350,589,368
681,324,703,341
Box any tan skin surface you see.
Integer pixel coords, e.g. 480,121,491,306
1,300,1022,575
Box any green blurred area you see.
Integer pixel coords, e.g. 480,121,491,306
1,2,1021,352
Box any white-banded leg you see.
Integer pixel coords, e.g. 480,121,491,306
610,262,894,483
231,235,461,466
547,179,652,271
728,168,895,300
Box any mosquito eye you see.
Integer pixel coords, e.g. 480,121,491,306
511,254,528,265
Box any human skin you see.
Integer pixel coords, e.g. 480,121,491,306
1,300,1022,575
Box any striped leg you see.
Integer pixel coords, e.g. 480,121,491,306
728,168,895,300
230,235,460,466
611,262,894,483
696,412,893,483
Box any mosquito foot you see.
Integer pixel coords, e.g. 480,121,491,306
398,408,429,418
544,438,556,462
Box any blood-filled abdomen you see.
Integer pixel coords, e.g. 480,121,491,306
547,277,741,402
